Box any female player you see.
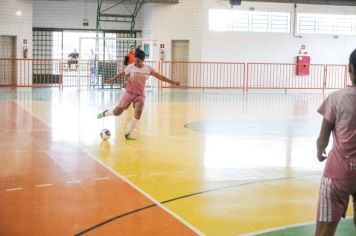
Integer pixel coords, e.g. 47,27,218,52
97,50,180,140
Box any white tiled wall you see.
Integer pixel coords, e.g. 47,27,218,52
0,0,33,58
141,0,204,61
1,0,356,66
142,0,356,64
0,0,33,85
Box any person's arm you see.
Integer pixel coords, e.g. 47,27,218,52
106,71,126,84
151,71,180,86
316,118,334,162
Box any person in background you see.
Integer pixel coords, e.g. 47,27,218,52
89,49,96,76
124,45,135,67
68,49,79,69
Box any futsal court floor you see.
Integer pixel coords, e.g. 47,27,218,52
0,88,354,236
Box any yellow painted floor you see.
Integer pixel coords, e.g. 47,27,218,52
1,88,354,235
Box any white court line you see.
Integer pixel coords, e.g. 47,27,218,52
94,177,111,181
65,180,81,184
79,147,205,235
13,100,205,235
149,172,165,176
151,115,198,121
13,101,80,172
36,184,53,188
6,187,23,192
239,217,353,236
123,174,137,178
139,130,194,141
13,150,27,153
35,144,68,171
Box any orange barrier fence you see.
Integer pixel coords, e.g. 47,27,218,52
159,61,246,89
245,63,349,90
0,58,349,91
0,59,62,88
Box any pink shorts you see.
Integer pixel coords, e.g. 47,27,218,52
317,177,356,222
118,91,145,110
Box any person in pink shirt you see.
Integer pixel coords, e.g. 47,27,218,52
316,48,356,236
97,50,180,140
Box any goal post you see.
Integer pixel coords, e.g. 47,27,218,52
78,37,161,89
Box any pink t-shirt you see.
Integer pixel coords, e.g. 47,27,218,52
123,64,154,95
318,86,356,179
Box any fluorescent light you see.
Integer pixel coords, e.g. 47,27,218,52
16,11,22,16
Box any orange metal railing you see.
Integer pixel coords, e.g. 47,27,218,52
0,58,349,91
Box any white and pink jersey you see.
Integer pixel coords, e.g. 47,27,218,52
318,86,356,179
123,64,155,96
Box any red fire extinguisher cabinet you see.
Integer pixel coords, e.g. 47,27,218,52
296,55,310,76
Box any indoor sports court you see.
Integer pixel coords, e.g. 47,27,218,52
1,0,356,236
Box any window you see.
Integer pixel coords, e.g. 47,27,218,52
209,9,291,33
33,30,62,76
297,13,356,35
33,30,58,59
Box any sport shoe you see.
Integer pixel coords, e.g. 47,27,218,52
125,133,136,140
97,110,108,119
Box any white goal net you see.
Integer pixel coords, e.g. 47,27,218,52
78,37,160,90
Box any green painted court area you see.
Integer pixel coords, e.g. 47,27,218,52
257,219,355,236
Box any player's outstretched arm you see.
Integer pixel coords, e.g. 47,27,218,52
106,71,126,84
316,118,334,162
151,71,180,86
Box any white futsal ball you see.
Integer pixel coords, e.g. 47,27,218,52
100,129,111,140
